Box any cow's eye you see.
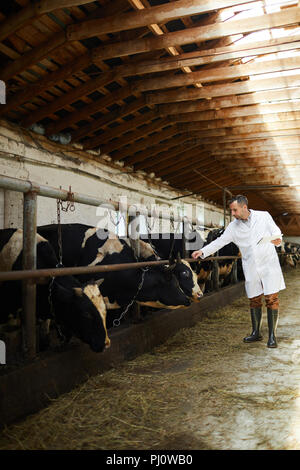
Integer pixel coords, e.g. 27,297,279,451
181,271,190,278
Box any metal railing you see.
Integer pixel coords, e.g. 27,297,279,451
0,174,239,360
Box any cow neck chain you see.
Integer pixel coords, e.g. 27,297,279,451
47,277,66,342
112,266,149,328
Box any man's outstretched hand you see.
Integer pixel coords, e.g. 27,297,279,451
271,238,282,247
192,250,203,259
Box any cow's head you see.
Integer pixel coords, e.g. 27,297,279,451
137,264,191,309
168,253,203,302
52,277,110,352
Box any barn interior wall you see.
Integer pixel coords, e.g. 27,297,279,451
284,237,300,244
0,120,227,234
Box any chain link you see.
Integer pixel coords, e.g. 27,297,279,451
113,267,149,327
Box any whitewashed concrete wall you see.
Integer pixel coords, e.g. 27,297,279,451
0,120,228,236
284,237,300,244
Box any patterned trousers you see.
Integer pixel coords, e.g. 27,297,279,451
249,292,279,309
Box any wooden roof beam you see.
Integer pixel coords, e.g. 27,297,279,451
134,56,300,92
95,118,173,153
172,112,300,129
71,97,148,142
88,7,300,61
0,0,94,43
2,6,300,81
7,33,300,117
123,135,193,166
180,119,300,136
67,0,258,41
113,127,184,161
158,88,300,116
148,73,300,105
137,145,207,173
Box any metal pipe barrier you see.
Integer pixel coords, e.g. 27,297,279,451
0,256,241,282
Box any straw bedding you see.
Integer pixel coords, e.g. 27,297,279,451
0,267,299,450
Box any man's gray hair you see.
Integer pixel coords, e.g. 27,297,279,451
228,194,248,207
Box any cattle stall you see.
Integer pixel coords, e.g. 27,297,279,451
1,0,300,450
0,173,242,427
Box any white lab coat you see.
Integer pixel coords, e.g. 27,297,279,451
200,210,286,298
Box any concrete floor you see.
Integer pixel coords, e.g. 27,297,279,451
0,266,299,450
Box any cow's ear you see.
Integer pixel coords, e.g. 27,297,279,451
73,287,83,297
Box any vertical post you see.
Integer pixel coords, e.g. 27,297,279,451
22,190,37,360
182,216,187,259
223,188,227,228
212,260,220,291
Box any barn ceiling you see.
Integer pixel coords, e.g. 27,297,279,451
1,0,300,231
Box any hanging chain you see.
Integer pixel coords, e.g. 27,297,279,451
113,266,149,327
47,186,75,342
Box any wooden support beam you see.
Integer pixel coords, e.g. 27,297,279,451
89,7,300,60
0,0,127,81
117,34,300,77
42,86,133,135
134,142,204,172
138,145,207,173
83,110,158,149
171,112,300,129
155,153,213,178
158,87,300,116
124,135,192,166
67,0,258,41
6,34,300,117
134,56,300,92
20,71,116,130
98,118,173,154
0,53,92,117
71,97,148,142
0,0,93,43
1,32,67,82
189,132,300,145
201,139,300,151
147,73,300,104
180,119,300,136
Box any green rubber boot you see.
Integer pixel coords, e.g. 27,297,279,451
267,308,279,348
243,307,263,343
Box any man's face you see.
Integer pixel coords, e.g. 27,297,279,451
229,201,249,220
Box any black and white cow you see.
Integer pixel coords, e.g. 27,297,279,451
204,228,240,287
37,224,192,316
139,232,203,301
0,228,110,352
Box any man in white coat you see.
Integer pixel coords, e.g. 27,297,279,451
192,195,285,348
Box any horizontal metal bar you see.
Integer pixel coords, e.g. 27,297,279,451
0,174,199,224
0,256,241,282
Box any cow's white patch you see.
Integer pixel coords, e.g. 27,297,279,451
88,238,124,266
81,228,97,248
83,285,110,348
138,240,158,259
0,230,47,271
